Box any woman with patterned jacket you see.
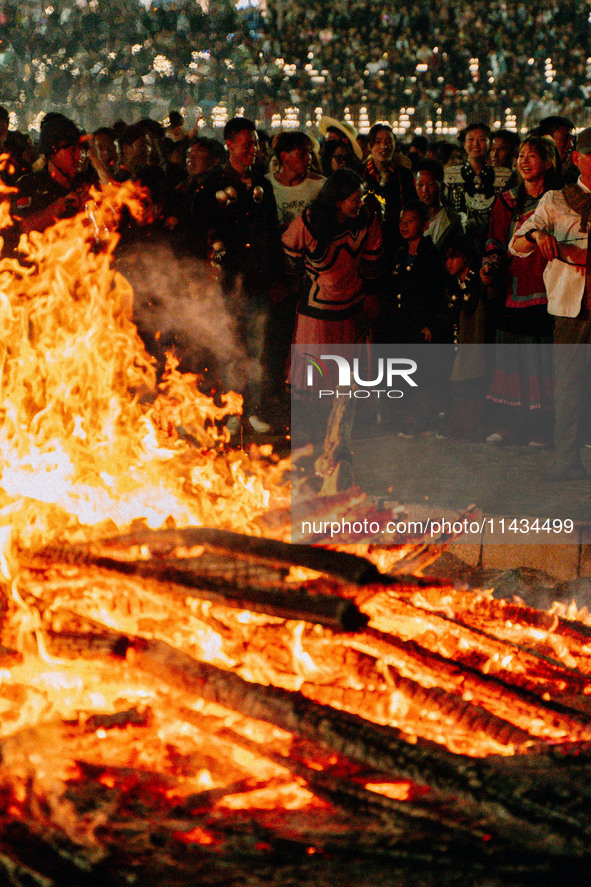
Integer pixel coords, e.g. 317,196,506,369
282,169,384,387
443,123,511,248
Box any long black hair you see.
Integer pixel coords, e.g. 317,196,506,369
306,169,364,246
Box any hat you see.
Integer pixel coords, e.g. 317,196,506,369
575,128,591,155
39,113,82,156
317,116,363,159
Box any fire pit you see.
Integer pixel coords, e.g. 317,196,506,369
0,183,590,886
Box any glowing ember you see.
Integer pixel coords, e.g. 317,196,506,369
0,180,590,884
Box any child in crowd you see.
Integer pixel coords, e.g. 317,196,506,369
377,201,444,434
381,200,443,344
443,234,488,440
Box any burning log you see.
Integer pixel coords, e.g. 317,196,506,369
171,706,483,843
404,584,591,671
27,544,369,633
38,619,591,857
82,526,391,585
362,589,591,697
303,671,534,750
355,629,591,743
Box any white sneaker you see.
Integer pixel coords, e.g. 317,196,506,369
248,414,271,433
226,415,241,434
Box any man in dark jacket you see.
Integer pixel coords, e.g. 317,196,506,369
191,117,285,432
15,113,89,233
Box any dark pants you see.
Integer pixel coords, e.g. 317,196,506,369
552,313,591,467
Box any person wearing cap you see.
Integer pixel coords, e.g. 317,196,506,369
510,127,591,480
317,116,364,165
14,112,105,234
362,122,417,265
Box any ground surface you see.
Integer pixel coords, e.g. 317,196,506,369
351,429,591,523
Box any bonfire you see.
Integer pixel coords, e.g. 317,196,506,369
0,180,590,887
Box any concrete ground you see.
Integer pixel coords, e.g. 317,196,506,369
350,428,591,524
347,427,591,585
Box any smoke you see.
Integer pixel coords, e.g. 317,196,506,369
115,240,262,394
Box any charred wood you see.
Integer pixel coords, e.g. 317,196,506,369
355,629,591,742
26,547,368,632
41,624,591,855
46,527,431,587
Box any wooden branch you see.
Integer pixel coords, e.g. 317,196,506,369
54,527,400,586
27,547,368,633
303,670,534,751
357,628,591,743
42,624,591,856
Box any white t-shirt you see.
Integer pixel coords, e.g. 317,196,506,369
266,172,325,229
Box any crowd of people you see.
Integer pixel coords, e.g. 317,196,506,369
2,100,590,481
0,0,589,135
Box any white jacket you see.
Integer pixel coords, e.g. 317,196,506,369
509,178,589,317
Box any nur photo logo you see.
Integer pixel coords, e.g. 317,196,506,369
302,352,419,398
303,353,330,386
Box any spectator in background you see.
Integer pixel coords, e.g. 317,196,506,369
15,113,96,233
166,135,222,251
408,134,430,170
320,139,359,177
166,110,187,143
266,130,326,414
384,200,443,345
537,115,576,184
254,128,273,175
317,116,364,164
489,129,519,172
444,123,511,246
116,122,149,182
163,136,188,189
3,130,35,183
415,159,462,254
0,106,35,186
537,115,574,167
484,134,559,447
93,127,119,178
443,233,488,441
192,116,284,434
267,131,325,231
282,168,383,363
509,126,591,480
362,122,416,264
